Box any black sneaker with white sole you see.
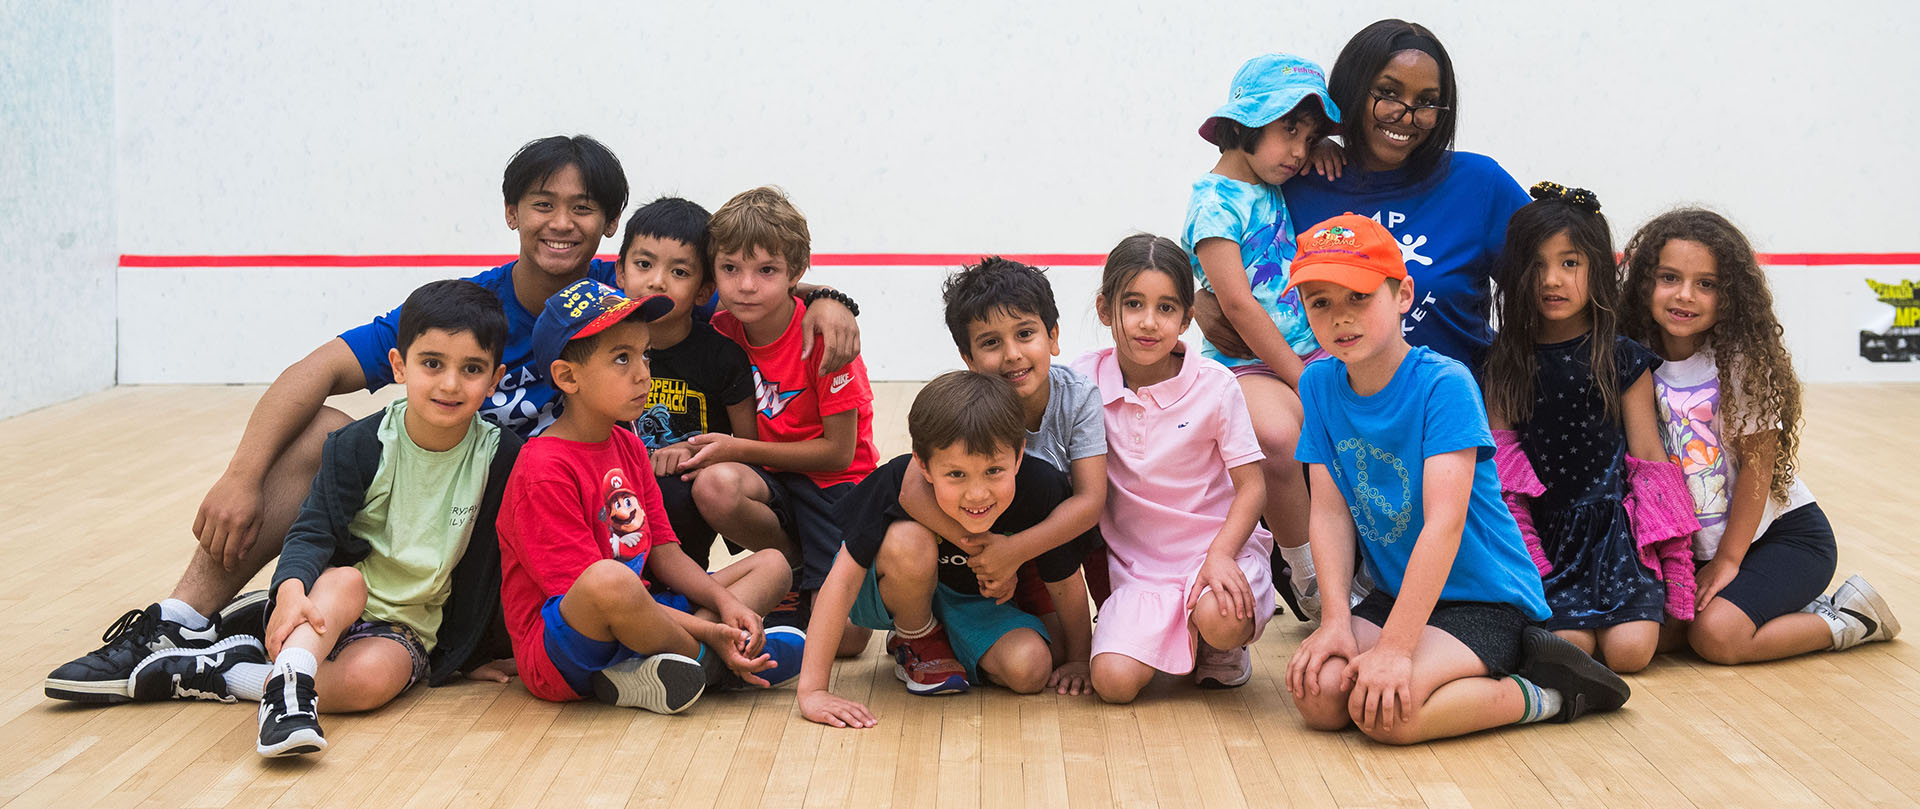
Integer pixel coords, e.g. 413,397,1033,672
46,604,222,703
257,670,326,758
216,590,270,641
590,653,706,714
1517,626,1630,722
129,635,267,702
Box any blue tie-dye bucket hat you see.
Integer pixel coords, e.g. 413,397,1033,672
1198,53,1341,144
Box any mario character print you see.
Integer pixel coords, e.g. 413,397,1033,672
600,468,649,564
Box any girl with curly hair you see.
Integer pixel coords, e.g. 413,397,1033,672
1483,183,1679,675
1623,209,1900,663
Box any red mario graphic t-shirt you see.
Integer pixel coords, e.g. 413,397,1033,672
497,428,678,701
712,297,879,487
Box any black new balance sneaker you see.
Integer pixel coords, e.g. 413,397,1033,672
129,635,267,702
216,590,270,641
1517,626,1631,722
257,670,326,758
45,604,221,703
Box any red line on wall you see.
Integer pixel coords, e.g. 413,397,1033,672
118,252,1920,269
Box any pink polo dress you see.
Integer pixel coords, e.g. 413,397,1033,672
1072,343,1275,674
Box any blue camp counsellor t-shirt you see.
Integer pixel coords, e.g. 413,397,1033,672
339,259,618,439
1295,346,1550,620
1285,152,1528,369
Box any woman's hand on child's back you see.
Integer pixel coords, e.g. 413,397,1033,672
1287,624,1356,699
1343,645,1415,734
265,580,324,658
1193,290,1256,361
1190,552,1255,620
1047,661,1091,696
799,689,877,729
1307,139,1347,179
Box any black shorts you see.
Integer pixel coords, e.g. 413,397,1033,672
1703,502,1836,626
751,468,854,591
654,472,741,571
1351,590,1531,675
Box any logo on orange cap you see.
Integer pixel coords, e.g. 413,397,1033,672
1282,213,1409,297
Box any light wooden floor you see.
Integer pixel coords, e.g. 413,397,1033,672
2,382,1918,809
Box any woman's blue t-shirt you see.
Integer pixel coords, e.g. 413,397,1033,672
1285,152,1528,370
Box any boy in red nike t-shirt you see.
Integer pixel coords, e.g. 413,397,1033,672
681,187,878,638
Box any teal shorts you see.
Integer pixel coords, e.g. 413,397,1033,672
846,564,1048,683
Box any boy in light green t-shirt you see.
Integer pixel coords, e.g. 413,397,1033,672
123,280,525,760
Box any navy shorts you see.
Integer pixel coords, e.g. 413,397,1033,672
751,468,854,591
1351,590,1531,676
539,591,695,698
1704,502,1836,626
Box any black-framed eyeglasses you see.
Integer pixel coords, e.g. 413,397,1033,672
1370,92,1449,130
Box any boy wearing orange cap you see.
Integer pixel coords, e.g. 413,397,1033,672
1281,214,1630,743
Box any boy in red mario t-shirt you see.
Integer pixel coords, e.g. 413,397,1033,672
496,280,805,714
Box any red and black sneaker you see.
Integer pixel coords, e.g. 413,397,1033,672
884,626,969,695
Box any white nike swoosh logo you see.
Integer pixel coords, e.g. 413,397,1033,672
829,375,852,394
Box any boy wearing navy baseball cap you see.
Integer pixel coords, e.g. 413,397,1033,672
496,279,805,714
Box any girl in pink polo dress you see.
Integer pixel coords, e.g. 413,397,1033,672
1073,234,1275,704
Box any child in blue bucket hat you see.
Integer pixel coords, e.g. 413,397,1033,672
1181,54,1341,648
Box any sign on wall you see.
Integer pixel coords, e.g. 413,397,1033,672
1860,279,1920,362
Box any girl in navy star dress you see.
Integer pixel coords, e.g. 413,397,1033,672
1482,184,1674,674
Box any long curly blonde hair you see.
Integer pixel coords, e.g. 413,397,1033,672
1621,208,1801,503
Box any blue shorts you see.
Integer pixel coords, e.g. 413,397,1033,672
846,565,1047,683
539,592,694,697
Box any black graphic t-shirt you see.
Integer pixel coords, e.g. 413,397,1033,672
836,454,1092,596
630,321,753,449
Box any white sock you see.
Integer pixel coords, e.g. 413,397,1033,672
159,598,210,630
1510,675,1564,723
1278,543,1316,589
226,663,271,701
893,616,938,639
275,647,320,679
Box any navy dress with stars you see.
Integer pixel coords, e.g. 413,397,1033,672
1521,334,1664,630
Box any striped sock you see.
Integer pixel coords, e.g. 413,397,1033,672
1510,674,1564,724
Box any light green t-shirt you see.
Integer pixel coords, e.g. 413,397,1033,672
349,398,501,651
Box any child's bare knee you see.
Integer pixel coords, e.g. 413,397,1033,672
1294,691,1352,731
875,522,937,575
572,559,645,606
1687,607,1752,665
316,565,367,597
1191,600,1254,648
690,464,745,505
986,632,1051,694
1604,640,1655,674
1356,715,1425,746
1090,656,1146,704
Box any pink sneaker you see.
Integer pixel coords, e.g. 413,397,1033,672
884,627,970,695
1193,642,1251,689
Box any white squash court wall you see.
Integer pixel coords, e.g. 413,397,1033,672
0,2,116,418
36,1,1920,407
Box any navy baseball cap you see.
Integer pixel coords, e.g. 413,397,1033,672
529,279,674,375
1198,53,1341,144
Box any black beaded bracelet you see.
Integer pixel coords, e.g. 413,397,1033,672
804,287,861,318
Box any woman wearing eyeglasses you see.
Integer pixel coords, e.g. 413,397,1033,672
1201,19,1529,372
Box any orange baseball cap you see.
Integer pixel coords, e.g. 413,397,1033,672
1282,213,1409,296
